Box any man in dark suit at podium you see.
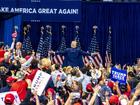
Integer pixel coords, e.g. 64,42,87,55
50,41,93,68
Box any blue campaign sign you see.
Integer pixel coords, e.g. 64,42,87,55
110,67,127,83
0,0,81,22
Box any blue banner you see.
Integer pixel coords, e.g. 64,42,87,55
110,67,127,83
0,0,81,22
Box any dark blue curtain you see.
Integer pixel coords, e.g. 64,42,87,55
0,22,4,41
18,3,140,65
4,15,22,46
82,2,140,65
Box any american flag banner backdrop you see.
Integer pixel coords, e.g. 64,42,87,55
22,25,33,54
83,52,102,68
36,26,44,58
52,25,102,68
43,25,52,58
83,26,102,68
52,25,66,65
25,25,33,54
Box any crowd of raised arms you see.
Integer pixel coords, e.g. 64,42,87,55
1,38,140,105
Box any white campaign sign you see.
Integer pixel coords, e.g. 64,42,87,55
0,91,21,105
31,70,51,96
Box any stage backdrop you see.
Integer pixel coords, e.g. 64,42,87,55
1,2,140,65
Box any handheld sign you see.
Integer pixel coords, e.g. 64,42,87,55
110,67,127,83
31,70,51,96
0,91,21,105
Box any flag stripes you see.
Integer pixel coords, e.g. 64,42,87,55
52,55,64,65
52,52,102,68
83,52,102,68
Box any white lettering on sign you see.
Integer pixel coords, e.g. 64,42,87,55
58,9,78,14
0,7,9,12
31,70,51,96
112,71,126,81
10,8,37,14
38,8,57,14
0,7,79,15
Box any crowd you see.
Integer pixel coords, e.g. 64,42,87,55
0,38,140,105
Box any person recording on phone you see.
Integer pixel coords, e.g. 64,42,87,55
50,41,93,68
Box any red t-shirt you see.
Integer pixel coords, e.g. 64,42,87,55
0,50,5,58
26,68,39,81
10,80,28,101
0,50,5,63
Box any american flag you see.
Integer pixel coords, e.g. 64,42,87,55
52,25,66,65
25,30,33,54
105,26,112,67
83,26,102,68
43,25,52,58
22,25,33,54
22,27,27,52
36,27,44,58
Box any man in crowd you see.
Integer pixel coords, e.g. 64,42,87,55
50,41,93,68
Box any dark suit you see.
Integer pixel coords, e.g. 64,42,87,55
56,48,90,68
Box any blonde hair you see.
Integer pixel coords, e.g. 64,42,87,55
40,58,51,68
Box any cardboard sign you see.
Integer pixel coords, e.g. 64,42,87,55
110,67,127,83
0,91,21,105
31,70,51,96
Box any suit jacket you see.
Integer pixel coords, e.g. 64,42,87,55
56,48,90,68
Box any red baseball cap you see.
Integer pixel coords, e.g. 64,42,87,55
109,95,119,104
107,81,114,89
86,83,94,93
4,93,15,104
46,88,55,96
6,76,16,83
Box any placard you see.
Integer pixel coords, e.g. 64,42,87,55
110,67,127,83
31,70,51,96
